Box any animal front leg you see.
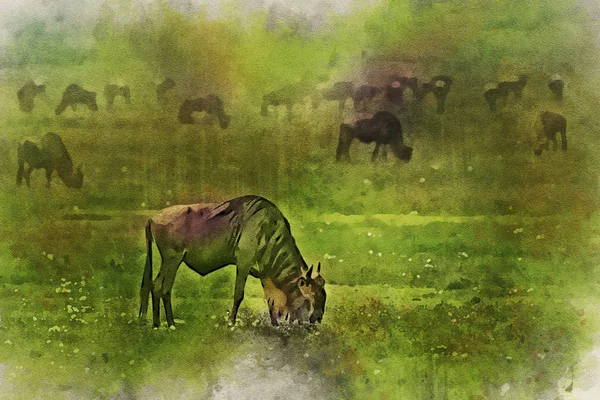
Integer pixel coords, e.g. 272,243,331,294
551,134,559,151
560,130,567,151
24,167,34,188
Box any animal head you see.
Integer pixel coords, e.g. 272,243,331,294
70,163,84,188
295,263,326,324
395,145,413,162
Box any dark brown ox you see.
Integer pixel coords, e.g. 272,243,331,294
178,95,230,128
16,132,83,188
336,111,413,162
139,196,326,328
534,112,567,156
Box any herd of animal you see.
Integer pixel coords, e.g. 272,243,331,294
11,70,570,329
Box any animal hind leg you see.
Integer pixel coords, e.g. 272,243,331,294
560,129,567,151
151,250,183,328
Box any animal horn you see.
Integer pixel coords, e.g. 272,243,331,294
306,266,314,282
317,262,321,275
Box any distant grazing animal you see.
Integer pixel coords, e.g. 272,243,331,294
534,112,567,156
417,75,453,114
104,84,131,109
16,132,83,188
483,74,528,112
17,81,46,112
385,76,419,106
139,195,326,328
497,74,528,100
261,78,325,120
548,74,564,101
312,81,354,111
156,78,176,105
55,84,98,115
336,111,413,162
353,84,382,112
178,95,230,128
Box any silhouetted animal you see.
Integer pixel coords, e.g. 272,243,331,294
548,75,564,101
534,112,567,156
418,75,453,114
261,78,325,120
353,85,382,112
17,81,46,112
55,84,98,115
336,111,413,162
497,74,528,100
156,78,176,105
313,81,354,111
178,95,230,128
483,74,528,112
16,132,83,188
104,84,131,109
139,196,326,328
385,76,419,106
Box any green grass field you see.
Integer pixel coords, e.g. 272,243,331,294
1,0,600,398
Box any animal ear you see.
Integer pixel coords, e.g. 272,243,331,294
317,262,321,275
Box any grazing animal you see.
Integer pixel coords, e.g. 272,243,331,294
178,95,231,128
16,132,83,188
261,75,327,120
483,83,500,112
548,74,564,101
104,84,131,109
497,74,528,100
534,112,567,156
156,78,176,105
385,76,419,106
139,196,326,328
17,81,46,112
353,84,382,112
336,111,413,162
313,81,354,111
418,75,453,114
55,84,98,115
483,74,528,112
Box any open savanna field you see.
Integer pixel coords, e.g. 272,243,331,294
1,0,600,398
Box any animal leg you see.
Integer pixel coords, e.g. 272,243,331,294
371,143,381,162
560,130,567,151
45,168,52,188
336,124,353,161
24,166,34,188
229,265,250,325
151,251,183,328
551,134,559,151
382,145,389,159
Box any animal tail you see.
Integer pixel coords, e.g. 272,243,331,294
16,143,24,186
139,219,154,318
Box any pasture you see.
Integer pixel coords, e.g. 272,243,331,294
1,0,600,398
